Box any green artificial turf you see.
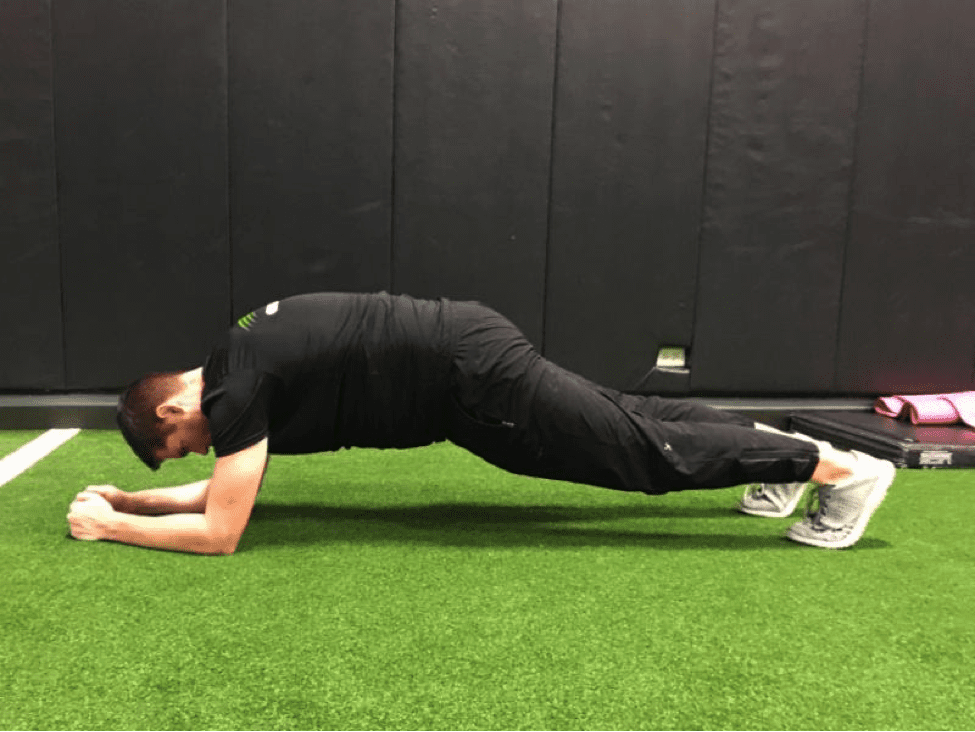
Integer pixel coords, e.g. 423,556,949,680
1,431,973,730
0,429,44,459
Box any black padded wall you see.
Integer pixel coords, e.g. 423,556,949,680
229,0,395,316
545,0,715,391
835,0,975,394
392,0,558,345
691,0,866,394
54,0,231,387
0,1,64,389
3,0,975,396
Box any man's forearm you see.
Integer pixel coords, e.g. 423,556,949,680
106,511,234,555
122,480,210,515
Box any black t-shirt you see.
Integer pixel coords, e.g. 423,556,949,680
201,292,455,457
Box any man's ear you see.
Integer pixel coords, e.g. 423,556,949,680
156,403,185,421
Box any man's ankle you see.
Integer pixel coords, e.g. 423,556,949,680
811,460,853,485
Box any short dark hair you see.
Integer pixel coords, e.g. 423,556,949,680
116,372,183,470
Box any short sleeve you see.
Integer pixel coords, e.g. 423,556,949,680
202,370,275,457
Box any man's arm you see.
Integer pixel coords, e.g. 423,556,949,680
68,439,269,555
85,480,210,515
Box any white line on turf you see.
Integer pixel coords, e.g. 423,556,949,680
0,429,81,487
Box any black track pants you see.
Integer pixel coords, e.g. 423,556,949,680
445,301,819,494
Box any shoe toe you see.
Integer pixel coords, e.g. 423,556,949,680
786,518,848,548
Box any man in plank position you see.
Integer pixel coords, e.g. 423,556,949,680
68,292,895,554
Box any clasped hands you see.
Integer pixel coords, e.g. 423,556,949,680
67,485,123,541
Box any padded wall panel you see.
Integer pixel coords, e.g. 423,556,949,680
229,0,394,315
836,0,975,394
0,1,64,389
393,0,557,345
691,0,866,394
545,0,715,391
54,0,231,388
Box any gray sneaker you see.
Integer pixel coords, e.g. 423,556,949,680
786,451,896,549
738,482,808,518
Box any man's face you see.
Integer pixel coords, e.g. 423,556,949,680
154,421,211,465
152,373,211,466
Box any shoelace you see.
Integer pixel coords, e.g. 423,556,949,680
743,485,764,500
744,484,781,502
803,485,840,529
743,484,794,506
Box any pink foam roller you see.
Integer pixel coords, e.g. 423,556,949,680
944,391,975,428
902,394,959,425
874,396,907,418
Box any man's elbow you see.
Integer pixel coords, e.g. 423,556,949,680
209,530,243,556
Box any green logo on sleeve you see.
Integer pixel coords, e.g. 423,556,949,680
237,301,279,330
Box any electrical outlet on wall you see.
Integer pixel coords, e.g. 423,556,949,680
656,347,688,373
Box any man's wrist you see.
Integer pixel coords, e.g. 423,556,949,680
117,490,140,514
111,491,130,514
102,509,122,542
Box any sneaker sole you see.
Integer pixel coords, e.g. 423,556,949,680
737,487,807,518
787,458,896,549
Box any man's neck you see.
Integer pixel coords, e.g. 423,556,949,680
179,368,204,404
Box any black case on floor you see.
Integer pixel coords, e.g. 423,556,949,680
788,411,975,469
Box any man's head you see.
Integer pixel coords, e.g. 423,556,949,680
116,369,211,470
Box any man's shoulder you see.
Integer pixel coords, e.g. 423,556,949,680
202,367,265,415
202,368,276,458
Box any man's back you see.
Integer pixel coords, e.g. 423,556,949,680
202,292,455,456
